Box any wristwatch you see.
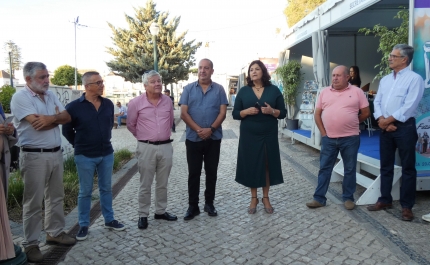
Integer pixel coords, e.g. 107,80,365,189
210,126,216,133
272,109,275,115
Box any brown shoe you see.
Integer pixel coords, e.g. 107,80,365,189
401,208,414,221
24,245,43,263
46,231,77,246
366,201,392,211
344,200,355,210
306,200,324,208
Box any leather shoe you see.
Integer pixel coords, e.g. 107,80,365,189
184,206,200,220
138,217,148,229
367,201,392,211
204,203,217,216
402,208,414,221
154,212,178,221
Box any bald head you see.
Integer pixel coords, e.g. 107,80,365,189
331,65,350,90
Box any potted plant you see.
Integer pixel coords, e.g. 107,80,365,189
275,60,302,130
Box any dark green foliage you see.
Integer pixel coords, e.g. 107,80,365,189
106,0,201,85
275,60,303,119
51,65,82,86
0,85,16,113
358,8,409,81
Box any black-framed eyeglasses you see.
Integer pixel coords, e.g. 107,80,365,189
87,80,104,86
389,54,404,59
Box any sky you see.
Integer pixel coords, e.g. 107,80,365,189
0,0,287,79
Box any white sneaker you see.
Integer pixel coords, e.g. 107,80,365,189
422,213,430,222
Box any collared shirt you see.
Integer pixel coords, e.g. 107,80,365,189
118,105,127,116
373,67,424,122
62,93,114,157
126,93,173,141
179,80,228,142
11,85,65,148
316,84,368,138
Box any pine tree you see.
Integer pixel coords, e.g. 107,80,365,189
106,0,201,85
4,40,23,78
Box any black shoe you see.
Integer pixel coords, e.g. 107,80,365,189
154,212,178,221
138,217,148,229
204,203,218,216
184,206,200,220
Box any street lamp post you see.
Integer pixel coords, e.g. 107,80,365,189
149,22,160,72
7,46,13,87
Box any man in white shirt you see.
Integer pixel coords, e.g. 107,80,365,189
367,44,425,221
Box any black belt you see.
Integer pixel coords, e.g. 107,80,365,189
138,139,173,145
21,146,61,153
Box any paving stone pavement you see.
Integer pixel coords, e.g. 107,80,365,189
12,109,430,264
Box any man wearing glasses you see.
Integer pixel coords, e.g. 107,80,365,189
127,70,177,230
63,71,125,241
367,44,425,221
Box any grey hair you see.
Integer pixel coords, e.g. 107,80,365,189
142,70,162,85
82,71,100,85
334,65,349,76
23,62,47,79
393,44,414,65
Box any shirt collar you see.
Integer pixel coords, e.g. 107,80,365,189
25,84,46,97
330,83,351,92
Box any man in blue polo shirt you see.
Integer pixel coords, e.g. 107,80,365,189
62,71,125,241
179,58,228,220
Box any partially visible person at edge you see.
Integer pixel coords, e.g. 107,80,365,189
232,60,286,214
367,44,424,221
127,71,177,230
179,58,228,221
0,103,18,261
164,89,176,132
306,65,370,210
114,101,127,128
10,62,76,263
348,65,362,87
62,71,125,242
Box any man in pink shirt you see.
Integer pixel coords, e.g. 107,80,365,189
306,65,370,210
127,70,177,230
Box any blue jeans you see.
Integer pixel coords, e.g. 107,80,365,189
313,135,360,205
75,153,114,227
378,118,417,209
117,115,127,125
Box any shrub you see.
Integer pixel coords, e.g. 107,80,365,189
0,85,16,113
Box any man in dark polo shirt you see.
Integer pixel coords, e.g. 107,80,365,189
62,71,125,241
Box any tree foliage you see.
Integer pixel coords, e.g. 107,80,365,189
51,65,82,86
358,9,409,81
275,60,303,120
106,0,201,85
3,41,23,77
283,0,326,27
0,85,16,113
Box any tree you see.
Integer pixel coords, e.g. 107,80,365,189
283,0,326,27
359,9,409,81
3,41,23,78
0,85,16,113
106,0,201,86
51,65,82,86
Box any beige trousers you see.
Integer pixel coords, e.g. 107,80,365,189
20,151,65,247
136,142,173,217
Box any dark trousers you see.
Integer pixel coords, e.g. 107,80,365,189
378,118,417,209
185,139,221,207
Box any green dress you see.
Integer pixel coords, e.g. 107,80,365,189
232,85,287,188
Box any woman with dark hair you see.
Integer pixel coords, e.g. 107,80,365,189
348,66,362,87
232,60,287,214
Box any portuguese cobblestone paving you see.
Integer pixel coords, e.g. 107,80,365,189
11,109,430,264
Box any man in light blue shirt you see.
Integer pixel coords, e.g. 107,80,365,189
367,44,425,221
114,101,127,128
179,58,228,220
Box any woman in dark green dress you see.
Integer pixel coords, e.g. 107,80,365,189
232,60,287,214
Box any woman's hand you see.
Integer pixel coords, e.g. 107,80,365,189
242,107,259,116
261,102,274,115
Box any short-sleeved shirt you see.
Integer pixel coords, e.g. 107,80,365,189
62,93,114,157
11,85,65,148
316,84,369,138
118,105,127,116
179,81,228,142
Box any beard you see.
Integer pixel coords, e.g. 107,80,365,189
29,80,49,94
